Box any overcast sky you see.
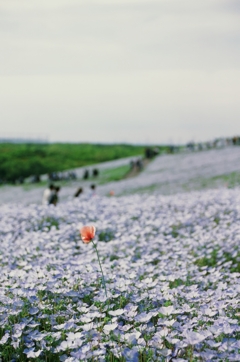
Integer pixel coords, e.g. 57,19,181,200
0,0,240,144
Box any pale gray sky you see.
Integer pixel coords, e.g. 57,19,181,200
0,0,240,144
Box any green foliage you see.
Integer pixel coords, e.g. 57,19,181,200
223,251,240,273
169,278,185,289
98,229,115,242
195,248,240,273
38,216,60,231
194,248,219,268
0,142,152,183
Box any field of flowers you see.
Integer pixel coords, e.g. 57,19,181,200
0,188,240,361
2,146,240,204
100,146,240,196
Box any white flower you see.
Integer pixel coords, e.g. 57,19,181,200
103,322,118,334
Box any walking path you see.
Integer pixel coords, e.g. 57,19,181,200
124,158,152,179
1,147,240,204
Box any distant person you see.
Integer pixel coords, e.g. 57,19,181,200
49,186,61,206
31,175,41,183
74,187,83,197
145,147,152,159
83,170,89,180
136,158,143,171
130,160,135,169
42,184,55,205
90,184,96,197
92,168,99,178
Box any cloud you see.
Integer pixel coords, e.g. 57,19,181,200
1,0,240,75
0,0,239,143
1,69,239,143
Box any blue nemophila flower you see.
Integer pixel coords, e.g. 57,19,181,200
182,329,211,346
23,347,43,358
108,308,125,316
103,322,118,334
0,187,239,360
0,332,10,345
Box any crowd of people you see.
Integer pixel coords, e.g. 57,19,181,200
48,171,77,182
41,167,101,205
42,183,97,206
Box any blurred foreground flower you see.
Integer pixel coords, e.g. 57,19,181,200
80,225,107,297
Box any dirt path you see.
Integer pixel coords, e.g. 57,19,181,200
124,158,152,179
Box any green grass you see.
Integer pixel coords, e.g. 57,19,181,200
0,142,167,183
99,165,130,184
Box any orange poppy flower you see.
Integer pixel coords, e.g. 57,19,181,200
80,225,96,244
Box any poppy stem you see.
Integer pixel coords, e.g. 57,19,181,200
91,240,107,298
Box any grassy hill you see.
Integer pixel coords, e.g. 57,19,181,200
0,143,166,183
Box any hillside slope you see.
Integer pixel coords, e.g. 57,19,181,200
1,147,240,204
